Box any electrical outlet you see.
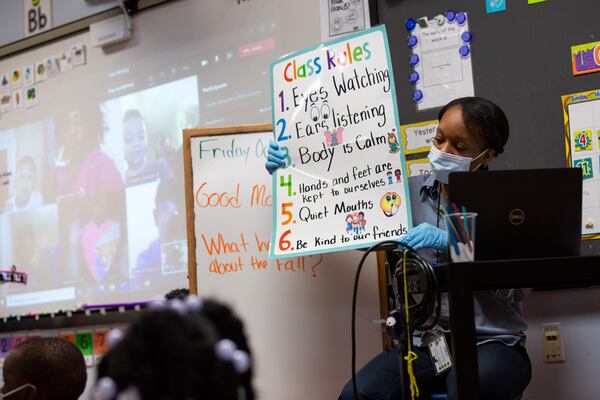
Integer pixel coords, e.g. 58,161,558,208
542,323,565,363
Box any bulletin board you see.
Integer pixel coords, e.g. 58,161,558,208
377,0,600,254
562,90,600,239
182,125,384,400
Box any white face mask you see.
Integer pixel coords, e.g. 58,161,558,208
428,146,488,184
1,383,36,399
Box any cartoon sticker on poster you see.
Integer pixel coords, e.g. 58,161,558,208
270,26,412,258
562,89,600,239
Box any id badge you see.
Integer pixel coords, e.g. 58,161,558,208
424,331,452,375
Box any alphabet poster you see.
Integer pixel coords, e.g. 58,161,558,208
562,88,600,239
270,26,412,258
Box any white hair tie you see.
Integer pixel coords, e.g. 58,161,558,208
116,386,142,400
93,377,117,400
107,328,124,348
214,339,251,374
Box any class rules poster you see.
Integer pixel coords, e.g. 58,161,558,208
270,26,412,258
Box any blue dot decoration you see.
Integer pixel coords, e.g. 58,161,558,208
461,31,472,43
407,35,418,48
456,12,467,25
409,54,420,66
405,19,416,31
412,90,424,102
409,71,420,84
459,45,470,58
446,10,456,22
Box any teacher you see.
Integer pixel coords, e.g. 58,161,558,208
266,97,532,400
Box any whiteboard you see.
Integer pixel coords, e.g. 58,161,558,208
184,126,383,400
0,0,323,317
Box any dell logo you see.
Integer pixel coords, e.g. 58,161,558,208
509,209,525,226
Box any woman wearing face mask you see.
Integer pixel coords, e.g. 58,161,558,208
266,97,531,400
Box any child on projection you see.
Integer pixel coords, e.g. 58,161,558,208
122,109,171,186
56,107,123,196
4,155,43,212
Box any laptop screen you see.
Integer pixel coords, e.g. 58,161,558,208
448,168,582,261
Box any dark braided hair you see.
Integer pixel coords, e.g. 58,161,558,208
97,304,246,400
162,290,255,400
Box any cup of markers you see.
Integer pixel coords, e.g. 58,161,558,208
443,207,476,262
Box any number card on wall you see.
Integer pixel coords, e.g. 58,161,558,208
270,26,412,258
562,89,600,239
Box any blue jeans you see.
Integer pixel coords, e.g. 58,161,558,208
339,341,531,400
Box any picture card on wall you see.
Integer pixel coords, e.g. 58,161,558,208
58,51,73,72
25,86,39,108
10,68,22,88
0,92,12,113
12,89,23,109
35,62,47,82
45,57,59,79
22,65,35,86
0,73,9,92
571,41,600,76
486,0,507,13
71,44,86,66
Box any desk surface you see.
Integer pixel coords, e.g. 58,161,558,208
435,255,600,290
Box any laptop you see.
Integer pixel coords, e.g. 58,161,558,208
448,168,582,261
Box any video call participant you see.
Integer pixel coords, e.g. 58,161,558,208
5,156,43,212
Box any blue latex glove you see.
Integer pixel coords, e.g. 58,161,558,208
265,141,287,175
398,223,448,251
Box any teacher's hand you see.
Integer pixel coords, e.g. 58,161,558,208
265,141,286,175
399,223,448,251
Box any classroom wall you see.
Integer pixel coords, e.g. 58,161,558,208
524,288,600,399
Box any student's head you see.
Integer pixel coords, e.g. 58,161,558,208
14,156,37,207
3,337,86,400
122,110,148,171
96,298,254,400
434,97,509,169
60,106,106,161
154,180,182,242
164,287,190,300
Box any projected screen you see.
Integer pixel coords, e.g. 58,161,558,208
0,77,197,312
0,0,287,315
